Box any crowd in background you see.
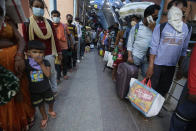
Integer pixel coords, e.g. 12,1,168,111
0,0,196,130
96,0,196,131
0,0,98,130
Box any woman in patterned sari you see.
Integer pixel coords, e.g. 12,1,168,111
0,13,35,131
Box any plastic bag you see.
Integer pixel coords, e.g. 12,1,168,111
99,49,104,56
127,78,165,117
103,51,111,62
107,53,114,68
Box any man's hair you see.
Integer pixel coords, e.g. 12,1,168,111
27,40,46,51
131,15,141,21
51,10,60,17
29,0,45,8
75,17,79,21
144,4,161,18
66,14,73,18
167,0,187,10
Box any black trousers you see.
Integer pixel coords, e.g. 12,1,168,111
151,64,176,97
62,49,70,76
72,44,77,67
55,64,61,80
80,40,85,57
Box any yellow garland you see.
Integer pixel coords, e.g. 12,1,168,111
29,16,57,56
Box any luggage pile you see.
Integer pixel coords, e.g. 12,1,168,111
97,29,165,118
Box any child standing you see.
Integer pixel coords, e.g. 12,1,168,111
26,40,56,129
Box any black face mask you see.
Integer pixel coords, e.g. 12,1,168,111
68,20,72,24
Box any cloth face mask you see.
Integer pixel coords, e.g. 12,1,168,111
168,6,183,32
32,7,44,17
52,17,60,23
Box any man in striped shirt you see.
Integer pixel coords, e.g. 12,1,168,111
66,14,78,69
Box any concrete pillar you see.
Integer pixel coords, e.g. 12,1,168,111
73,0,77,18
49,0,57,15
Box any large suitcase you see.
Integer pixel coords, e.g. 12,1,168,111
116,62,139,99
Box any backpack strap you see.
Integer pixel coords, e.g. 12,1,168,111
134,23,139,42
187,23,192,34
160,22,167,37
132,23,140,48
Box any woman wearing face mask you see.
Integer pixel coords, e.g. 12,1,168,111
0,8,35,131
22,0,62,95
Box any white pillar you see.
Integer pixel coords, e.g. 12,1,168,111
49,0,57,15
73,0,77,18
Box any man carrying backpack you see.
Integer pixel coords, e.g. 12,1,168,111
146,0,192,98
127,4,160,77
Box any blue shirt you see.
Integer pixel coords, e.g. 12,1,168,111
150,23,192,66
127,21,152,59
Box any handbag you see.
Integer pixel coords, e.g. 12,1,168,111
103,51,111,62
0,65,20,105
127,78,165,117
107,53,114,68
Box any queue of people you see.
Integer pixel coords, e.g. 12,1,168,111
98,0,195,130
0,0,92,130
0,0,196,130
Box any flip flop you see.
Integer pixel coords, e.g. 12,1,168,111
40,116,48,129
48,111,57,119
28,116,35,129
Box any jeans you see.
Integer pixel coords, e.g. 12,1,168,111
45,55,57,92
170,83,196,131
133,55,148,77
62,49,70,76
151,65,176,97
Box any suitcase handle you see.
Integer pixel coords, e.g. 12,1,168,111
142,78,152,88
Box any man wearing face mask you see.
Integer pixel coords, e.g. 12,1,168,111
22,0,61,94
66,14,78,70
51,10,72,80
146,0,192,98
127,4,160,77
123,15,141,46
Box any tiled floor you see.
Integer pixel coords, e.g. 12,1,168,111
31,50,171,131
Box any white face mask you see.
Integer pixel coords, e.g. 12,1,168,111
168,6,183,32
52,17,60,23
131,21,137,27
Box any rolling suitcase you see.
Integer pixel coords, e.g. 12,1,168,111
116,62,139,99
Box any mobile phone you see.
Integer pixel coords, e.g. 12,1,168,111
147,15,154,24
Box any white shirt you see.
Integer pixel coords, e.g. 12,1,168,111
127,21,152,59
73,21,82,38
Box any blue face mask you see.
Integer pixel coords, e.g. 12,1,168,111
52,17,60,23
32,7,44,17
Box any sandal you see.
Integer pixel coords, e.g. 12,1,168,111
48,111,57,119
28,116,35,129
41,117,48,129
